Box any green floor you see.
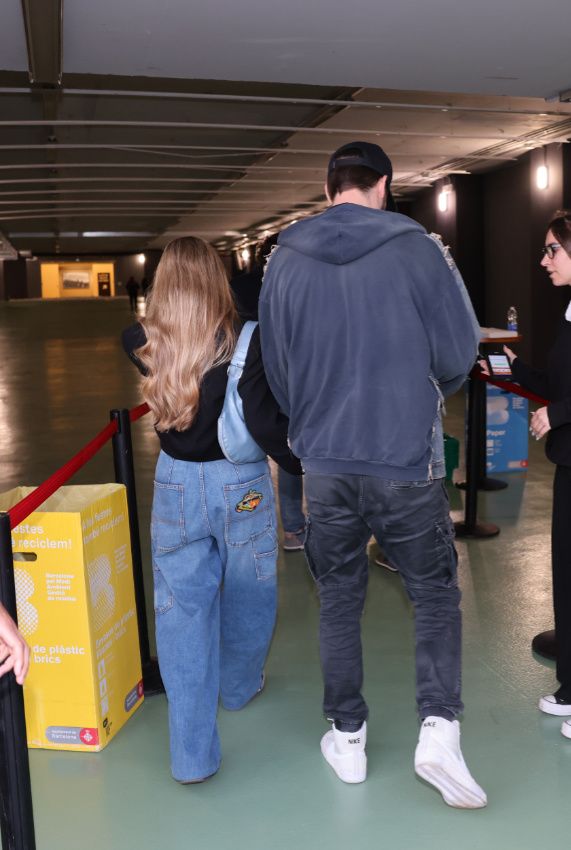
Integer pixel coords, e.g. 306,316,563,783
1,299,568,850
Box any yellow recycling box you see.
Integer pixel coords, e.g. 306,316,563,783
0,484,144,751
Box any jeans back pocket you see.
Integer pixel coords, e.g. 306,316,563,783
152,482,186,553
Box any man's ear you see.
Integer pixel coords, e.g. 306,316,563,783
324,181,332,204
376,175,388,209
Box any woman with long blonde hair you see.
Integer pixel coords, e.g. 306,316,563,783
123,236,300,783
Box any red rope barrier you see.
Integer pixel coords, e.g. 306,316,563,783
7,422,117,529
471,367,548,406
7,403,151,530
5,372,543,532
129,402,150,423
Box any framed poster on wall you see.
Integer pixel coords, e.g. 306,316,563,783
61,270,90,291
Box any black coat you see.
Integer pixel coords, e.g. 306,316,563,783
512,314,571,467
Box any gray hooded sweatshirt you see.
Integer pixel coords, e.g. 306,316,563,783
259,203,479,480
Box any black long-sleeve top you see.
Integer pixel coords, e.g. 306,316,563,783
511,314,571,467
122,322,301,475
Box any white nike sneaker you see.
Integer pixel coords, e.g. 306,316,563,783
561,719,571,739
320,721,367,784
414,717,487,809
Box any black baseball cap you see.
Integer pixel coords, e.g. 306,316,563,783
328,141,396,211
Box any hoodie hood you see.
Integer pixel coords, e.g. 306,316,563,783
278,203,425,265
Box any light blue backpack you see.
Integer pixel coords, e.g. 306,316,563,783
217,321,266,464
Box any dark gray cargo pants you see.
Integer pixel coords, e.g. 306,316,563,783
303,472,463,731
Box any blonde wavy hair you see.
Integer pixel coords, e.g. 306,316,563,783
136,236,238,432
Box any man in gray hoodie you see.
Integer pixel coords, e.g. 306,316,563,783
259,142,486,808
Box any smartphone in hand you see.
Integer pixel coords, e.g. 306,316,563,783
484,350,512,378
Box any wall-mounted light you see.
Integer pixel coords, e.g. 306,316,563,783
240,248,251,263
437,182,453,213
137,253,146,265
536,165,549,189
536,149,549,190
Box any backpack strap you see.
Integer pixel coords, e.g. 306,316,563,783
230,321,258,371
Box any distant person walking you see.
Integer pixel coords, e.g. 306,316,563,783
126,276,139,310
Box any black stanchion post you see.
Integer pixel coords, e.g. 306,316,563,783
110,410,163,695
0,513,36,850
455,377,500,538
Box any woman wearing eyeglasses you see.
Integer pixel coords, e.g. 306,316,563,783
501,211,571,739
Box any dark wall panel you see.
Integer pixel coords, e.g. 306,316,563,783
26,259,42,298
454,175,485,323
3,259,28,299
483,157,532,358
114,255,144,295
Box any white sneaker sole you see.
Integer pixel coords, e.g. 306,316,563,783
320,735,367,784
538,695,571,716
562,721,571,739
415,763,487,809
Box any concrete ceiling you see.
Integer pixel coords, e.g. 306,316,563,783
2,0,571,257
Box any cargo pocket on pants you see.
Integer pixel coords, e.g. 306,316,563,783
253,529,278,581
434,515,458,587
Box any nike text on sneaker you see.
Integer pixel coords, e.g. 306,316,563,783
538,693,571,716
320,721,367,784
414,717,487,809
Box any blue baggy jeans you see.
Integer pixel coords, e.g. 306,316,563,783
303,473,463,730
151,451,278,781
